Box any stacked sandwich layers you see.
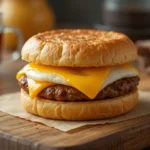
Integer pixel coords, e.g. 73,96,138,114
16,29,139,120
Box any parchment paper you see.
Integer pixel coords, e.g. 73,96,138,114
0,91,150,132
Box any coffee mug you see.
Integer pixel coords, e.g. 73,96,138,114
0,12,23,64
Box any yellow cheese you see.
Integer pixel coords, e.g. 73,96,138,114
16,63,138,99
27,78,55,99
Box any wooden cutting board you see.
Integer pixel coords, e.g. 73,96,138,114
0,111,149,150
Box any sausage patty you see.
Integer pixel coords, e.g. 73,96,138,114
18,75,140,101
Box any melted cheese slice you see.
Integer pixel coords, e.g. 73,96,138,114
17,63,138,99
27,78,55,99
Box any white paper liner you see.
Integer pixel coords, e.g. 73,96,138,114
0,91,150,132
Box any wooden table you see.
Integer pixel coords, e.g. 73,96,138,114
0,60,150,150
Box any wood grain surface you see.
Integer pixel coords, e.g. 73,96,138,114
0,112,149,150
0,60,150,150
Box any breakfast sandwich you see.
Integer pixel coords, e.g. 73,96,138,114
16,29,139,120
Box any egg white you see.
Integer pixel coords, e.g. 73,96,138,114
26,67,138,91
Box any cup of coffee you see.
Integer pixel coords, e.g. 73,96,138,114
0,12,23,64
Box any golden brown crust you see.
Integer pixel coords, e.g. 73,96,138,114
21,89,138,121
21,29,137,67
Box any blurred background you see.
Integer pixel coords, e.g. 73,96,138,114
1,0,150,94
1,0,150,48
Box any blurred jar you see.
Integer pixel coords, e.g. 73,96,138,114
102,0,150,41
103,0,150,28
0,0,55,50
